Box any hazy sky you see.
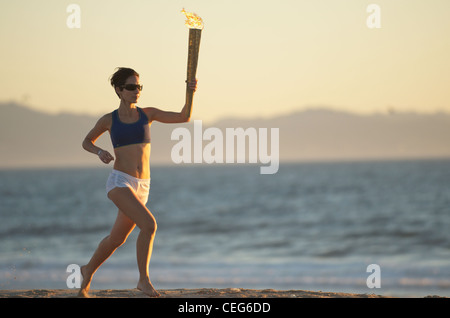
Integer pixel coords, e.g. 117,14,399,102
1,0,449,123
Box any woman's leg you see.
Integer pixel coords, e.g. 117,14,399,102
78,210,136,297
106,186,159,297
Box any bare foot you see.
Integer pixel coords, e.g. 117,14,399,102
137,279,160,297
77,288,90,298
77,265,92,298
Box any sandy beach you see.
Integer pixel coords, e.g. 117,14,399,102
0,288,393,298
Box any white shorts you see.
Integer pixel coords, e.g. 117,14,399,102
106,169,150,204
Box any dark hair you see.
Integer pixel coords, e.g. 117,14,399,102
110,67,139,98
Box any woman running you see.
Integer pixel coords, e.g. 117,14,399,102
79,67,197,297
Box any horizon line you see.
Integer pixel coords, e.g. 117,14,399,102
1,100,450,122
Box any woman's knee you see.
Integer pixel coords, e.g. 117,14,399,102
108,187,156,234
140,217,157,235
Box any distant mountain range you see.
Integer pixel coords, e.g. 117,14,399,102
1,102,450,168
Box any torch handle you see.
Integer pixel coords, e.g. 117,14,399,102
185,28,202,117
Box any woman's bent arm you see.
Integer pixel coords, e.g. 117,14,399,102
82,114,115,164
144,79,197,124
145,105,191,124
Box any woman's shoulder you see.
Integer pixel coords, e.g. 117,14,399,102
96,111,114,128
139,106,157,123
100,111,114,120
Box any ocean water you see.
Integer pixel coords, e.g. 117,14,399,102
1,160,449,297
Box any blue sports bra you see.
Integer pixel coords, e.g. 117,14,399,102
110,107,151,148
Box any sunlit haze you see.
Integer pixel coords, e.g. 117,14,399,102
1,0,449,123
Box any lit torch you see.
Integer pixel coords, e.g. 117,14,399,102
181,9,204,118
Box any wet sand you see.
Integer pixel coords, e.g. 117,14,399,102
0,288,392,298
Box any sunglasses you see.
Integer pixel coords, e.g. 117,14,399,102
121,84,143,91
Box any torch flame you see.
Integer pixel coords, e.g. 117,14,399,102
181,8,204,30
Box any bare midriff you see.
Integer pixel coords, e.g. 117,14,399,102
113,143,151,179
